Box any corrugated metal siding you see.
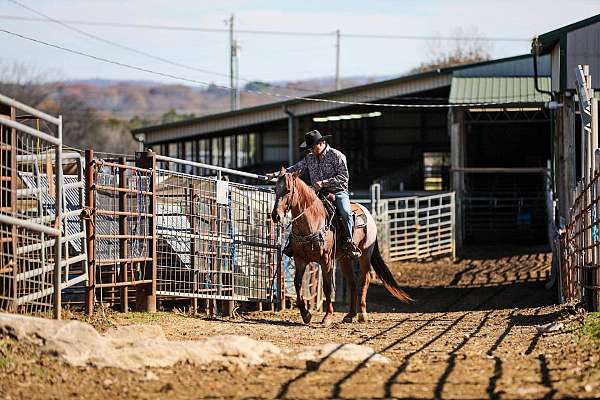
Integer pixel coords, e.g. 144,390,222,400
145,73,452,144
567,22,600,89
449,77,551,104
454,55,551,77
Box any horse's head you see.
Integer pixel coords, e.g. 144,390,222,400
271,166,299,223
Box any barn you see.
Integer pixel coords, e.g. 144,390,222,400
131,54,553,253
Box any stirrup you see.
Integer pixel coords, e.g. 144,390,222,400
344,240,361,259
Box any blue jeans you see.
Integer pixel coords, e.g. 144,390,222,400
334,191,353,239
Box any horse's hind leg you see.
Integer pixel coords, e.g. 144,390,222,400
339,257,357,323
294,258,312,324
358,249,374,322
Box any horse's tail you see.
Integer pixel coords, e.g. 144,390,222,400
370,239,413,303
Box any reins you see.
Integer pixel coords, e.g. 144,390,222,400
279,176,334,251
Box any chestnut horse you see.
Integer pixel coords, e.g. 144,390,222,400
271,168,412,326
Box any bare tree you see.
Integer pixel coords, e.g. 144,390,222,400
414,26,493,73
0,60,136,153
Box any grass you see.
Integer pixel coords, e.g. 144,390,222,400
576,312,600,345
0,338,14,370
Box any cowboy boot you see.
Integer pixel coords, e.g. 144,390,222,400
344,237,361,259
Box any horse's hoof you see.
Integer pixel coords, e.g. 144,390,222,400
301,311,313,325
342,314,356,323
358,312,368,323
321,315,333,327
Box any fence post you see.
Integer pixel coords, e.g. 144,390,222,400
594,150,600,310
189,183,198,314
84,149,96,315
9,106,17,313
118,157,129,312
52,116,63,320
136,150,157,313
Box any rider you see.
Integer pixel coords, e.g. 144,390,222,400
268,129,361,259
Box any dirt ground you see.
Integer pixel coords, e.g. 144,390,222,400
2,245,600,399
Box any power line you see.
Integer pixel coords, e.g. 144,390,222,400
0,14,531,42
3,1,319,93
0,28,522,108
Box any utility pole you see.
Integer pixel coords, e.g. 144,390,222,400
228,14,240,110
335,29,341,90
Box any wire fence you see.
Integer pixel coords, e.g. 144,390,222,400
559,160,600,310
83,151,283,313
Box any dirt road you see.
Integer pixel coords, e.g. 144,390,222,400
1,246,599,399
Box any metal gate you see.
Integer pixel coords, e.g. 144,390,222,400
372,185,455,262
0,93,87,318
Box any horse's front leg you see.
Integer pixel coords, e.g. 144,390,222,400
321,259,334,327
294,258,312,324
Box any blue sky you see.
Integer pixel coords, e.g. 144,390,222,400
1,0,599,87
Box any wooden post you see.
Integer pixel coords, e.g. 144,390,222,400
84,149,95,315
135,151,157,312
118,157,129,313
450,108,465,255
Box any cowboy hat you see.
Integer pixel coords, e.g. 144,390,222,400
299,129,332,149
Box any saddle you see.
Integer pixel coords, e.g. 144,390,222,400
319,193,368,233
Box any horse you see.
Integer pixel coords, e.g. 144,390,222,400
271,167,412,326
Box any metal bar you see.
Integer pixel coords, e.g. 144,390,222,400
95,257,153,265
97,160,150,173
0,214,60,236
53,115,63,320
94,184,153,196
94,280,153,289
95,209,153,218
0,92,61,125
156,154,269,181
84,149,95,315
0,117,61,146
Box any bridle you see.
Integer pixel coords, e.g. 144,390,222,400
276,174,335,250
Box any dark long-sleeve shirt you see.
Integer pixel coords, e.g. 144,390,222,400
286,145,349,193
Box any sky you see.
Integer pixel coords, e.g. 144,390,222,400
1,0,599,88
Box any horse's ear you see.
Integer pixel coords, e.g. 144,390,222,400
280,166,287,175
291,170,300,179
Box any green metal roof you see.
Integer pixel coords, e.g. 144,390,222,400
449,77,551,104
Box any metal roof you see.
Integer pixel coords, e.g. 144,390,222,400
454,54,551,77
537,13,600,55
132,54,552,144
449,77,552,104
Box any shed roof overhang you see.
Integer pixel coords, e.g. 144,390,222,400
138,72,452,144
449,77,551,104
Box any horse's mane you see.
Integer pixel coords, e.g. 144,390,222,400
291,175,328,219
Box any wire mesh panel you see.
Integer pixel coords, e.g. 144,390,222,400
560,173,600,310
0,100,64,316
375,192,455,262
154,168,281,302
88,156,154,311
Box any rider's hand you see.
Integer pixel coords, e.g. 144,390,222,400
314,180,323,191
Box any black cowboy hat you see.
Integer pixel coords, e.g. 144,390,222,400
299,129,331,149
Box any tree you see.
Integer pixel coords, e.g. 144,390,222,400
0,60,137,153
413,26,492,73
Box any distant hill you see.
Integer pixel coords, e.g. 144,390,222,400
45,75,389,122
